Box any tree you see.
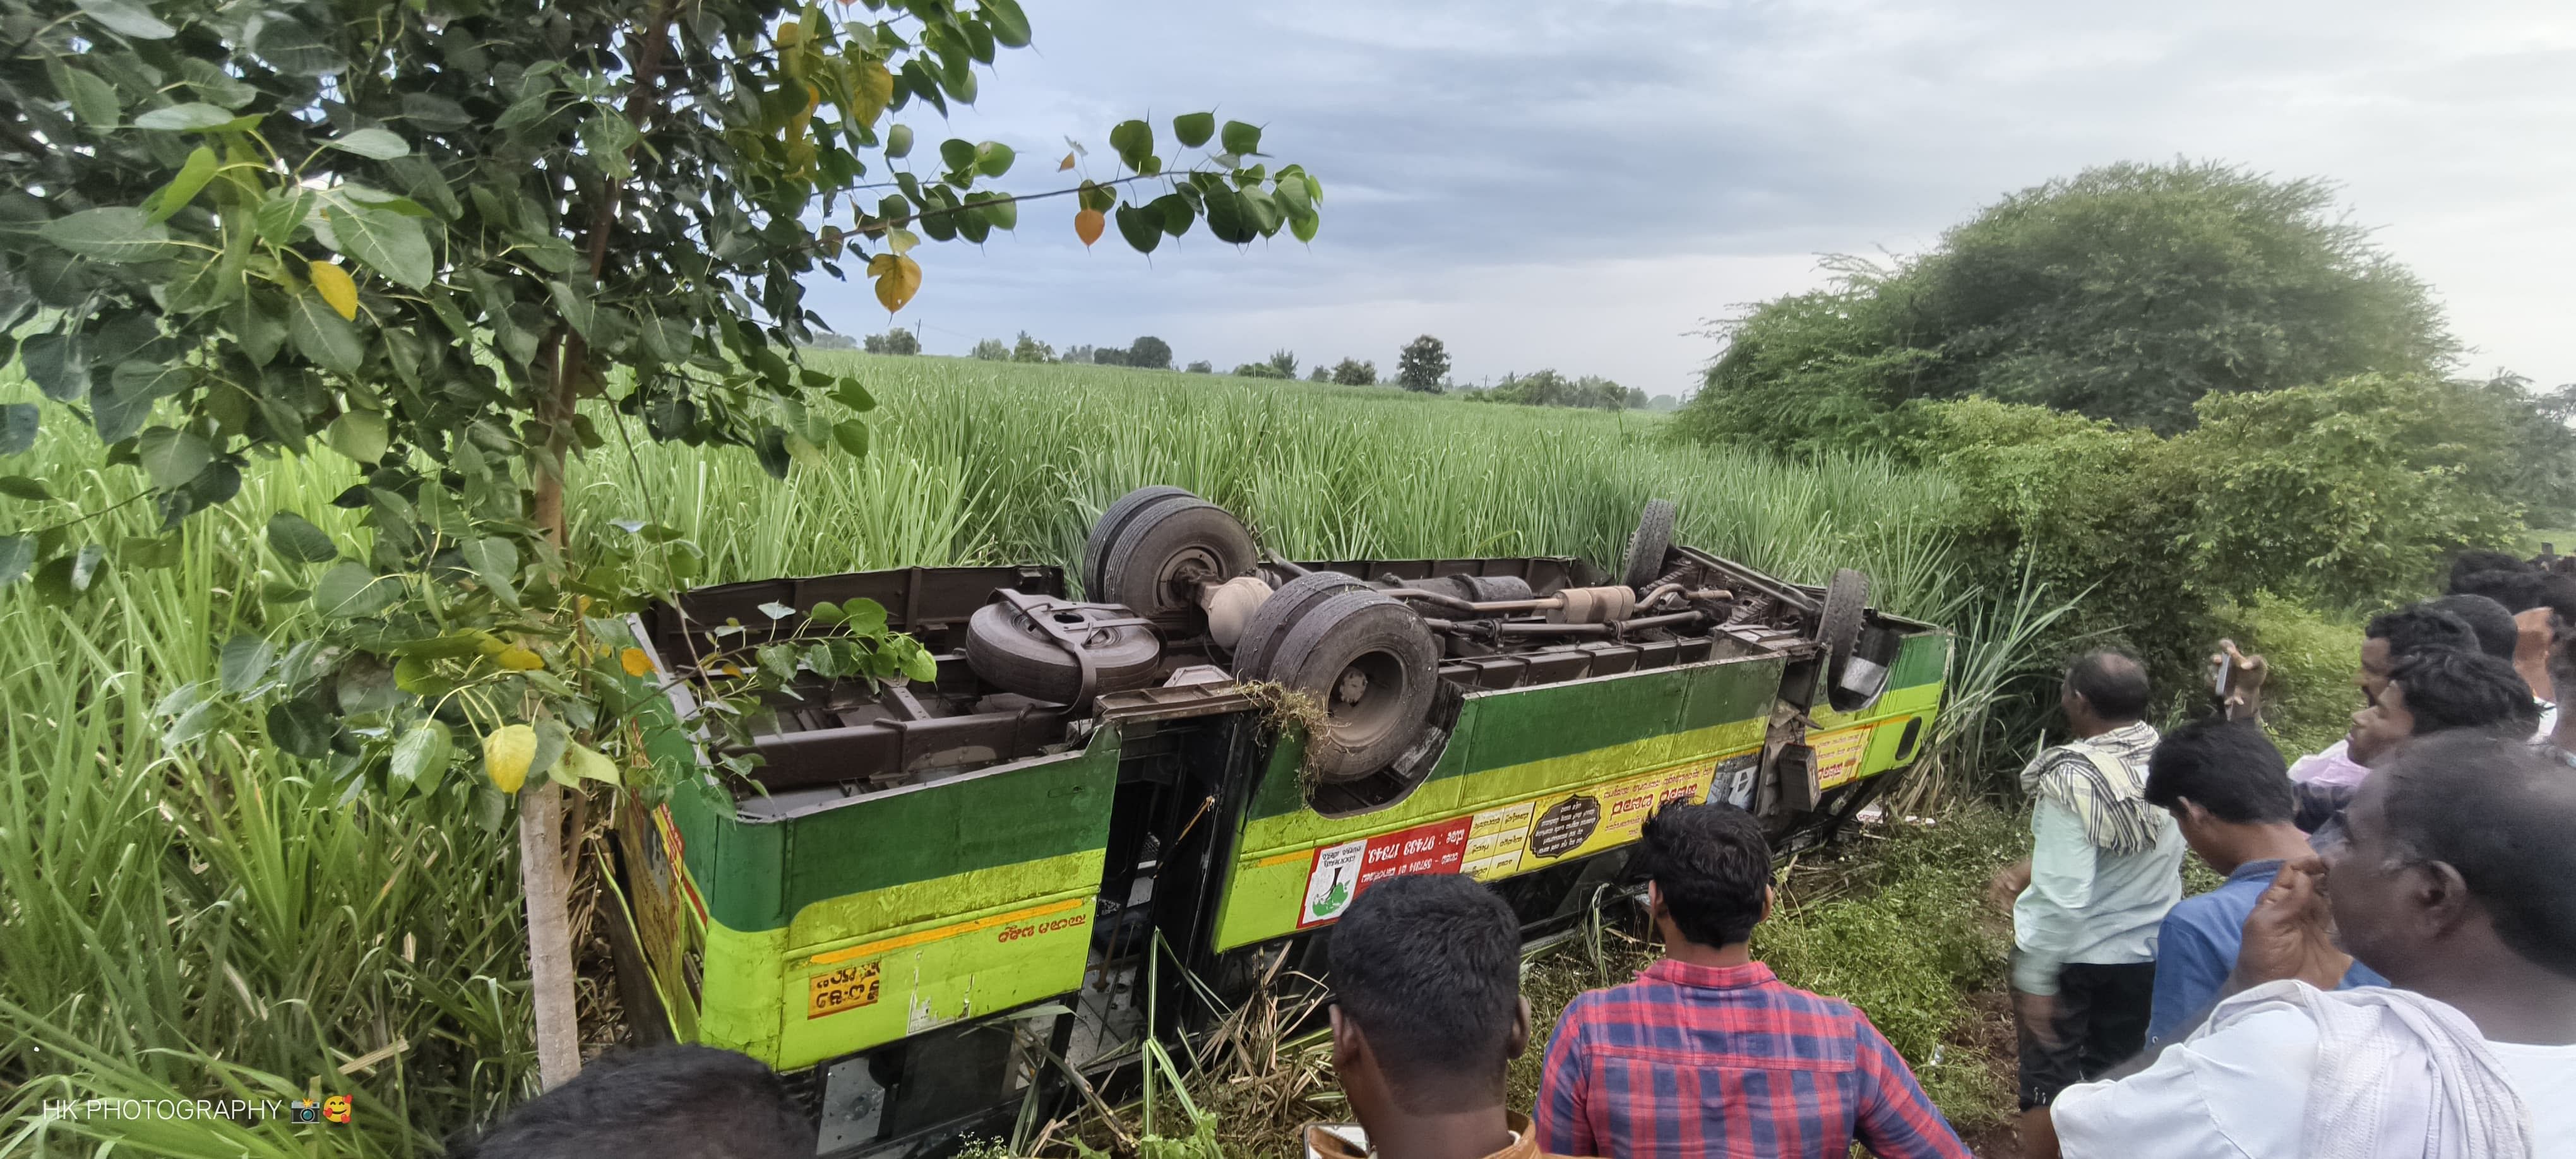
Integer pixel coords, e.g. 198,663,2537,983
1186,360,1213,374
1090,345,1126,366
863,328,922,355
1331,358,1376,386
1062,343,1098,365
970,338,1009,360
1397,335,1448,392
1012,331,1054,363
1234,361,1287,379
1268,348,1298,377
1308,366,1330,382
807,332,859,350
1681,161,2455,446
1127,335,1172,371
0,0,1322,1093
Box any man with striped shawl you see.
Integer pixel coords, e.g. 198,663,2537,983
1989,650,2188,1158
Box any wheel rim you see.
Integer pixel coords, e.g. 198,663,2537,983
1156,544,1224,608
1323,648,1411,750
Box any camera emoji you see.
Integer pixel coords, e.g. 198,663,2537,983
289,1100,320,1124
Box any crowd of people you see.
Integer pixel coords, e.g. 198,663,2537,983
451,553,2576,1158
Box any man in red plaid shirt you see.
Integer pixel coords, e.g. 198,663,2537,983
1534,802,1972,1158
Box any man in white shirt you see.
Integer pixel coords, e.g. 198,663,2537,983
2049,730,2576,1158
1990,650,2186,1156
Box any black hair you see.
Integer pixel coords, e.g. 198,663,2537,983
2426,595,2521,663
2143,717,2293,824
2450,570,2576,623
2447,550,2533,593
2388,649,2538,736
1631,801,1771,948
1328,874,1522,1111
2064,649,2152,720
2378,732,2576,978
447,1046,813,1159
2365,605,2479,661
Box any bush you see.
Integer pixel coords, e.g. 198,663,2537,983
1011,331,1053,363
1331,358,1376,386
970,338,1008,361
1186,360,1213,374
1232,362,1289,379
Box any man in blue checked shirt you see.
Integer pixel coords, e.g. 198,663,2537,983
2137,716,2385,1055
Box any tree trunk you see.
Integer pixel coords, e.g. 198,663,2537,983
518,780,583,1088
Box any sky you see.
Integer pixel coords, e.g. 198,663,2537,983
802,0,2576,398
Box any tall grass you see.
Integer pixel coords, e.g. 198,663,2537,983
1,355,2012,1151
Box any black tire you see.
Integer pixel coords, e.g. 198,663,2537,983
1817,568,1868,686
1268,590,1439,783
1232,571,1368,681
1082,486,1198,597
1099,500,1258,622
1622,499,1677,589
963,600,1162,703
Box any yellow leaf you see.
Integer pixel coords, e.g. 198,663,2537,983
1075,208,1105,247
309,260,358,321
1058,152,1076,172
852,57,893,126
496,645,545,671
868,253,922,313
774,20,800,47
619,647,653,678
484,725,536,793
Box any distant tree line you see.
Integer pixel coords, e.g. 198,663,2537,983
969,333,1176,369
1461,370,1650,410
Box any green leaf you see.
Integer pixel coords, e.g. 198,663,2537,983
251,17,345,76
462,535,521,608
288,290,364,374
399,93,471,130
1109,119,1153,172
1173,112,1215,149
390,719,452,798
136,426,213,489
254,190,309,247
266,701,332,758
1151,193,1196,237
532,719,569,787
0,405,35,456
0,537,32,586
563,742,621,787
148,147,221,223
75,0,175,39
0,477,50,501
1290,210,1319,244
159,683,220,751
1220,119,1262,156
1205,190,1256,244
898,641,939,684
59,66,121,129
314,562,396,617
134,102,236,131
97,362,186,444
832,419,870,457
325,128,410,160
19,335,85,403
974,141,1015,178
939,138,977,174
1114,205,1162,254
547,280,594,338
41,208,186,263
326,410,389,465
886,124,913,159
326,205,433,290
220,635,275,693
266,511,339,563
831,379,877,413
981,0,1031,47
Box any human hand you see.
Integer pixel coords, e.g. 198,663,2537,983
1989,860,2032,909
2227,857,2352,993
2212,639,2269,721
2012,989,2063,1049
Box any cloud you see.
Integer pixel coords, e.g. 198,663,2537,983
809,0,2576,389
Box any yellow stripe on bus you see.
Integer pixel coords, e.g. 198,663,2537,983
804,896,1088,967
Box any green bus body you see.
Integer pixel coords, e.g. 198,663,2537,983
612,560,1950,1083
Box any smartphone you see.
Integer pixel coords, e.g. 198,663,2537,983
2211,651,2231,698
